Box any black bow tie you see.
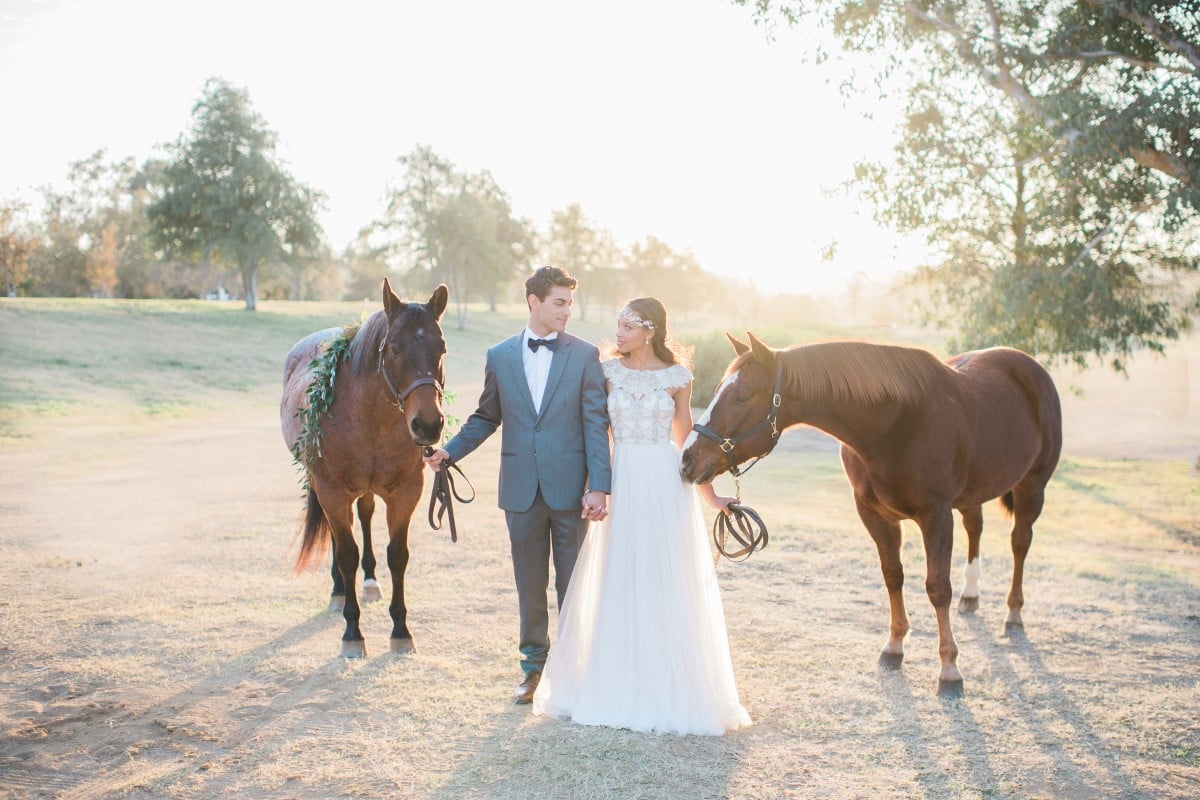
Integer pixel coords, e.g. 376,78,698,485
528,337,558,353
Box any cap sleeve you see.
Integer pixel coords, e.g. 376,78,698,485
661,363,693,390
601,358,621,381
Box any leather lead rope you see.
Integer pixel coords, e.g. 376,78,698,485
423,446,475,543
712,476,768,564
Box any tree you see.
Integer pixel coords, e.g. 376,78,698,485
377,145,455,286
374,145,533,326
85,220,119,298
147,78,324,310
0,201,38,297
741,0,1200,369
543,204,621,320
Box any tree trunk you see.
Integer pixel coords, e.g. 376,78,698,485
242,259,258,311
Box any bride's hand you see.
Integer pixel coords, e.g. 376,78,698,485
707,494,737,513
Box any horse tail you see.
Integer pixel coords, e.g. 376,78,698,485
294,485,331,574
999,491,1015,517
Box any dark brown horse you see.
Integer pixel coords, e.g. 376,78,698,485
281,279,449,657
680,333,1062,696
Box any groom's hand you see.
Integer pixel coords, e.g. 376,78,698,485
581,490,608,521
423,448,450,472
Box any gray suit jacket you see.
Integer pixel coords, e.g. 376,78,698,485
444,330,611,512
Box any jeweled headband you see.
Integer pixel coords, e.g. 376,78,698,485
618,308,656,330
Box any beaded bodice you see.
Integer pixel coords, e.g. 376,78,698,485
603,359,693,445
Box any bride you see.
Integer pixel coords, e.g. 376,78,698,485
532,297,751,735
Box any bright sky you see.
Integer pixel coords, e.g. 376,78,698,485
0,0,923,296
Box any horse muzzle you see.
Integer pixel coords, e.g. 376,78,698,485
409,414,444,447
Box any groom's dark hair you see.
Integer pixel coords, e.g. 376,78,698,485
525,265,577,305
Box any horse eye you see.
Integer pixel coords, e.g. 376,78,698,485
734,394,749,405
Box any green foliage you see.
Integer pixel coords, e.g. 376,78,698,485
683,330,740,407
289,321,361,485
147,78,325,311
372,145,533,327
740,0,1200,371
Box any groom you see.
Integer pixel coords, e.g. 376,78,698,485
424,265,611,703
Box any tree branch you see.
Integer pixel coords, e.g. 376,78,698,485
904,0,1194,188
1063,199,1159,277
1083,0,1200,73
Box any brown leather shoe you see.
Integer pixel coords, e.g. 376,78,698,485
514,671,541,704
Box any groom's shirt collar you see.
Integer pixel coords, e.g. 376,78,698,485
522,327,557,413
522,327,558,345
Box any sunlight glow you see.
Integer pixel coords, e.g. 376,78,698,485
0,0,925,296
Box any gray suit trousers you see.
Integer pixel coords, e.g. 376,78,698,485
506,489,589,676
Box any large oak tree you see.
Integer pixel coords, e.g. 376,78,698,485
148,78,323,310
742,0,1199,369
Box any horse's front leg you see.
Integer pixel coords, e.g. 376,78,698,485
357,494,383,603
384,482,422,654
917,506,963,697
854,496,909,668
327,501,367,658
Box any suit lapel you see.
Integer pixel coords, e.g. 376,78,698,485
505,333,538,417
537,333,573,420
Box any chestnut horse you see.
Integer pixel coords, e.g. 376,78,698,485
680,333,1062,697
281,279,449,657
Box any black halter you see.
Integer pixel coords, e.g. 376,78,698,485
691,359,784,478
377,336,443,414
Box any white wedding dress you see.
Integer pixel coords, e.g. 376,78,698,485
532,359,751,735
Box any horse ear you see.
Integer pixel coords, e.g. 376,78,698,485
427,284,449,320
381,277,403,316
726,333,750,356
747,332,774,366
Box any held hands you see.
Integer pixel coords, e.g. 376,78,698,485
581,490,609,522
423,448,450,472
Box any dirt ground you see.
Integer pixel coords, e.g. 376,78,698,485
1,342,1198,799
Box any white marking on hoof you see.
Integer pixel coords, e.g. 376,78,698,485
962,556,981,600
361,579,383,603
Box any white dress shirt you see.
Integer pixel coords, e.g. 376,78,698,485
522,328,557,413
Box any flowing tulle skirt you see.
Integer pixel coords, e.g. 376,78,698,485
532,441,751,735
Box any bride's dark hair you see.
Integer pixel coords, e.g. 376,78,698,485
608,296,693,369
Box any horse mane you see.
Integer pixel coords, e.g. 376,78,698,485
349,311,387,377
766,340,952,407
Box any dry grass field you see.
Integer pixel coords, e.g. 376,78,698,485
1,297,1197,800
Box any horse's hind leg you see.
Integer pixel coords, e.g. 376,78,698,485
1005,481,1046,632
958,506,983,613
357,495,383,603
328,535,347,611
325,500,367,658
916,506,964,697
855,498,909,668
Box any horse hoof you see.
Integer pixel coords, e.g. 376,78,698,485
340,640,367,659
361,581,383,603
936,679,964,699
1003,620,1026,639
958,596,979,614
389,637,415,654
878,651,904,669
327,595,345,613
